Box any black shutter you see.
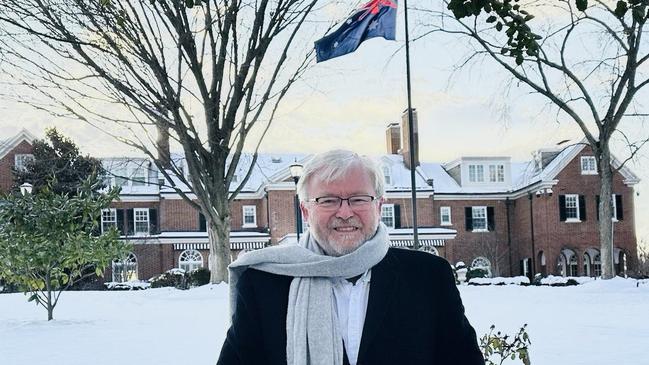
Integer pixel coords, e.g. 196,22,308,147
199,212,206,231
579,195,586,221
465,207,473,231
394,205,401,228
149,208,158,234
596,195,600,221
116,208,125,235
126,209,134,236
559,195,566,222
616,195,623,220
487,206,495,231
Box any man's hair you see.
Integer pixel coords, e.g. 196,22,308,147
297,150,385,201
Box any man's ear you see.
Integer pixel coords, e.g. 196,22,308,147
300,201,310,221
377,196,385,212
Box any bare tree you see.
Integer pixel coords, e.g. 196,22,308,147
418,0,649,279
0,0,321,283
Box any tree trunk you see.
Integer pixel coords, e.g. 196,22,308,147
45,272,54,321
209,216,232,284
598,147,615,279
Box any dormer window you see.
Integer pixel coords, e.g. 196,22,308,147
469,165,484,182
488,164,505,182
581,156,597,175
382,165,392,185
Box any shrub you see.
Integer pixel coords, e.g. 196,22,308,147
480,324,531,365
149,268,187,289
188,268,211,287
466,267,490,280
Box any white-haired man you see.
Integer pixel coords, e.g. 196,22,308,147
218,150,484,365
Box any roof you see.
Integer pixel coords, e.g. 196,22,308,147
0,129,36,160
101,140,640,197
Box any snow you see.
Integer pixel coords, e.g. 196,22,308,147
1,278,648,365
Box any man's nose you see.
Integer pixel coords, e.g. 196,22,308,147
335,200,355,219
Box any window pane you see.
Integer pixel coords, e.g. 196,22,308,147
381,205,394,228
565,195,578,219
131,168,146,186
472,207,487,230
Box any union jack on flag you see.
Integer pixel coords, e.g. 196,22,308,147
314,0,398,62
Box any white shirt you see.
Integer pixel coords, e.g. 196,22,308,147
332,270,372,365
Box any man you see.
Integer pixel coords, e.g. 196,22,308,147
218,150,484,365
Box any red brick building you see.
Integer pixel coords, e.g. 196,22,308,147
1,126,639,281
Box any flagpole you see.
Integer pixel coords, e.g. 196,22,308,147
402,0,419,250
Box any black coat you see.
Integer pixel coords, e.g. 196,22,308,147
218,248,485,365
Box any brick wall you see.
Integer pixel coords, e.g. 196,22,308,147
268,190,299,243
0,140,33,193
433,199,511,276
511,149,637,276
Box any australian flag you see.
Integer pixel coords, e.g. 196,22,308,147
314,0,398,63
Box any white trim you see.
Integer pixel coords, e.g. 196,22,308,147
580,156,597,175
564,194,580,221
242,205,257,228
0,129,36,160
471,206,487,232
14,154,34,171
440,206,452,226
101,208,117,234
133,208,150,236
381,204,395,229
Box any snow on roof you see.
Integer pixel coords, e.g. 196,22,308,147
102,139,638,197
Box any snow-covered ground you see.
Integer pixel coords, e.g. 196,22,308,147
1,278,647,365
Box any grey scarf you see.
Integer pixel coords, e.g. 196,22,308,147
228,223,390,365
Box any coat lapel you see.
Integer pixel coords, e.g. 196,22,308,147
357,250,399,360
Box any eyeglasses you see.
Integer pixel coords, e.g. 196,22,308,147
307,195,377,211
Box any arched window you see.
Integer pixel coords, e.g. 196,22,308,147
593,253,602,277
179,249,203,272
420,246,438,255
113,252,138,282
583,252,592,277
558,249,577,277
568,254,578,276
471,257,492,277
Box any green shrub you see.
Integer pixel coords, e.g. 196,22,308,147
480,324,531,365
188,268,210,287
467,267,490,280
149,269,187,289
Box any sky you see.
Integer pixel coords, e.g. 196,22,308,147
2,278,648,364
1,1,648,245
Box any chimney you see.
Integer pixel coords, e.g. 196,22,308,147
385,123,400,154
157,124,171,169
400,108,419,169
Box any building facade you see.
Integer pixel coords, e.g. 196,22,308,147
0,125,639,282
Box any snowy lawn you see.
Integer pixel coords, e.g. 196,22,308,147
1,278,647,365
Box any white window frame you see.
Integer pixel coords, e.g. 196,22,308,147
565,194,580,222
382,165,392,185
611,194,618,222
112,252,138,282
242,205,257,228
14,154,34,172
114,168,128,187
469,164,484,183
133,208,150,236
440,206,452,226
381,204,395,229
101,208,117,233
130,167,147,186
581,156,597,175
472,206,488,232
487,164,505,183
179,249,204,272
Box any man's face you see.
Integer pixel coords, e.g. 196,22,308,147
300,166,382,256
